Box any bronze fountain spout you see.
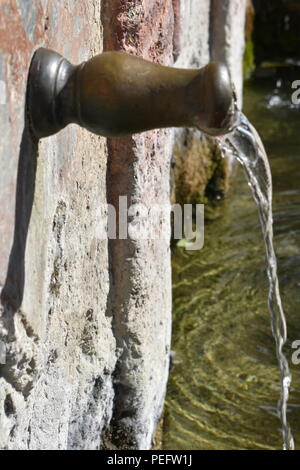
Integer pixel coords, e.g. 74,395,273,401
27,48,238,139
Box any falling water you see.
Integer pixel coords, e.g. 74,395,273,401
216,114,295,450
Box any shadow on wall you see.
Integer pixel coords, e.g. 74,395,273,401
0,123,38,313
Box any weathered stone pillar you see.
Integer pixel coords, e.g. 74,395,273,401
0,0,115,450
211,0,247,106
101,0,175,449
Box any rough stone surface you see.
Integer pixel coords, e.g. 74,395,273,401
173,0,247,205
101,0,174,449
172,131,230,205
0,0,247,450
0,0,116,450
175,0,210,68
211,0,247,106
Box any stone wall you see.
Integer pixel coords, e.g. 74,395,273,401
101,0,175,449
0,0,115,450
173,0,246,207
0,0,247,450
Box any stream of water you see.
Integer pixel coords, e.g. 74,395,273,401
216,115,294,450
163,74,300,450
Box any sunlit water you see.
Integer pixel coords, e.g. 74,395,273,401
216,115,294,450
163,75,300,450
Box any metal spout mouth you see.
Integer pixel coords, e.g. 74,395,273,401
214,91,243,136
192,62,241,137
199,98,241,137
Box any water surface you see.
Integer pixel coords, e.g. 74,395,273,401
163,74,300,450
